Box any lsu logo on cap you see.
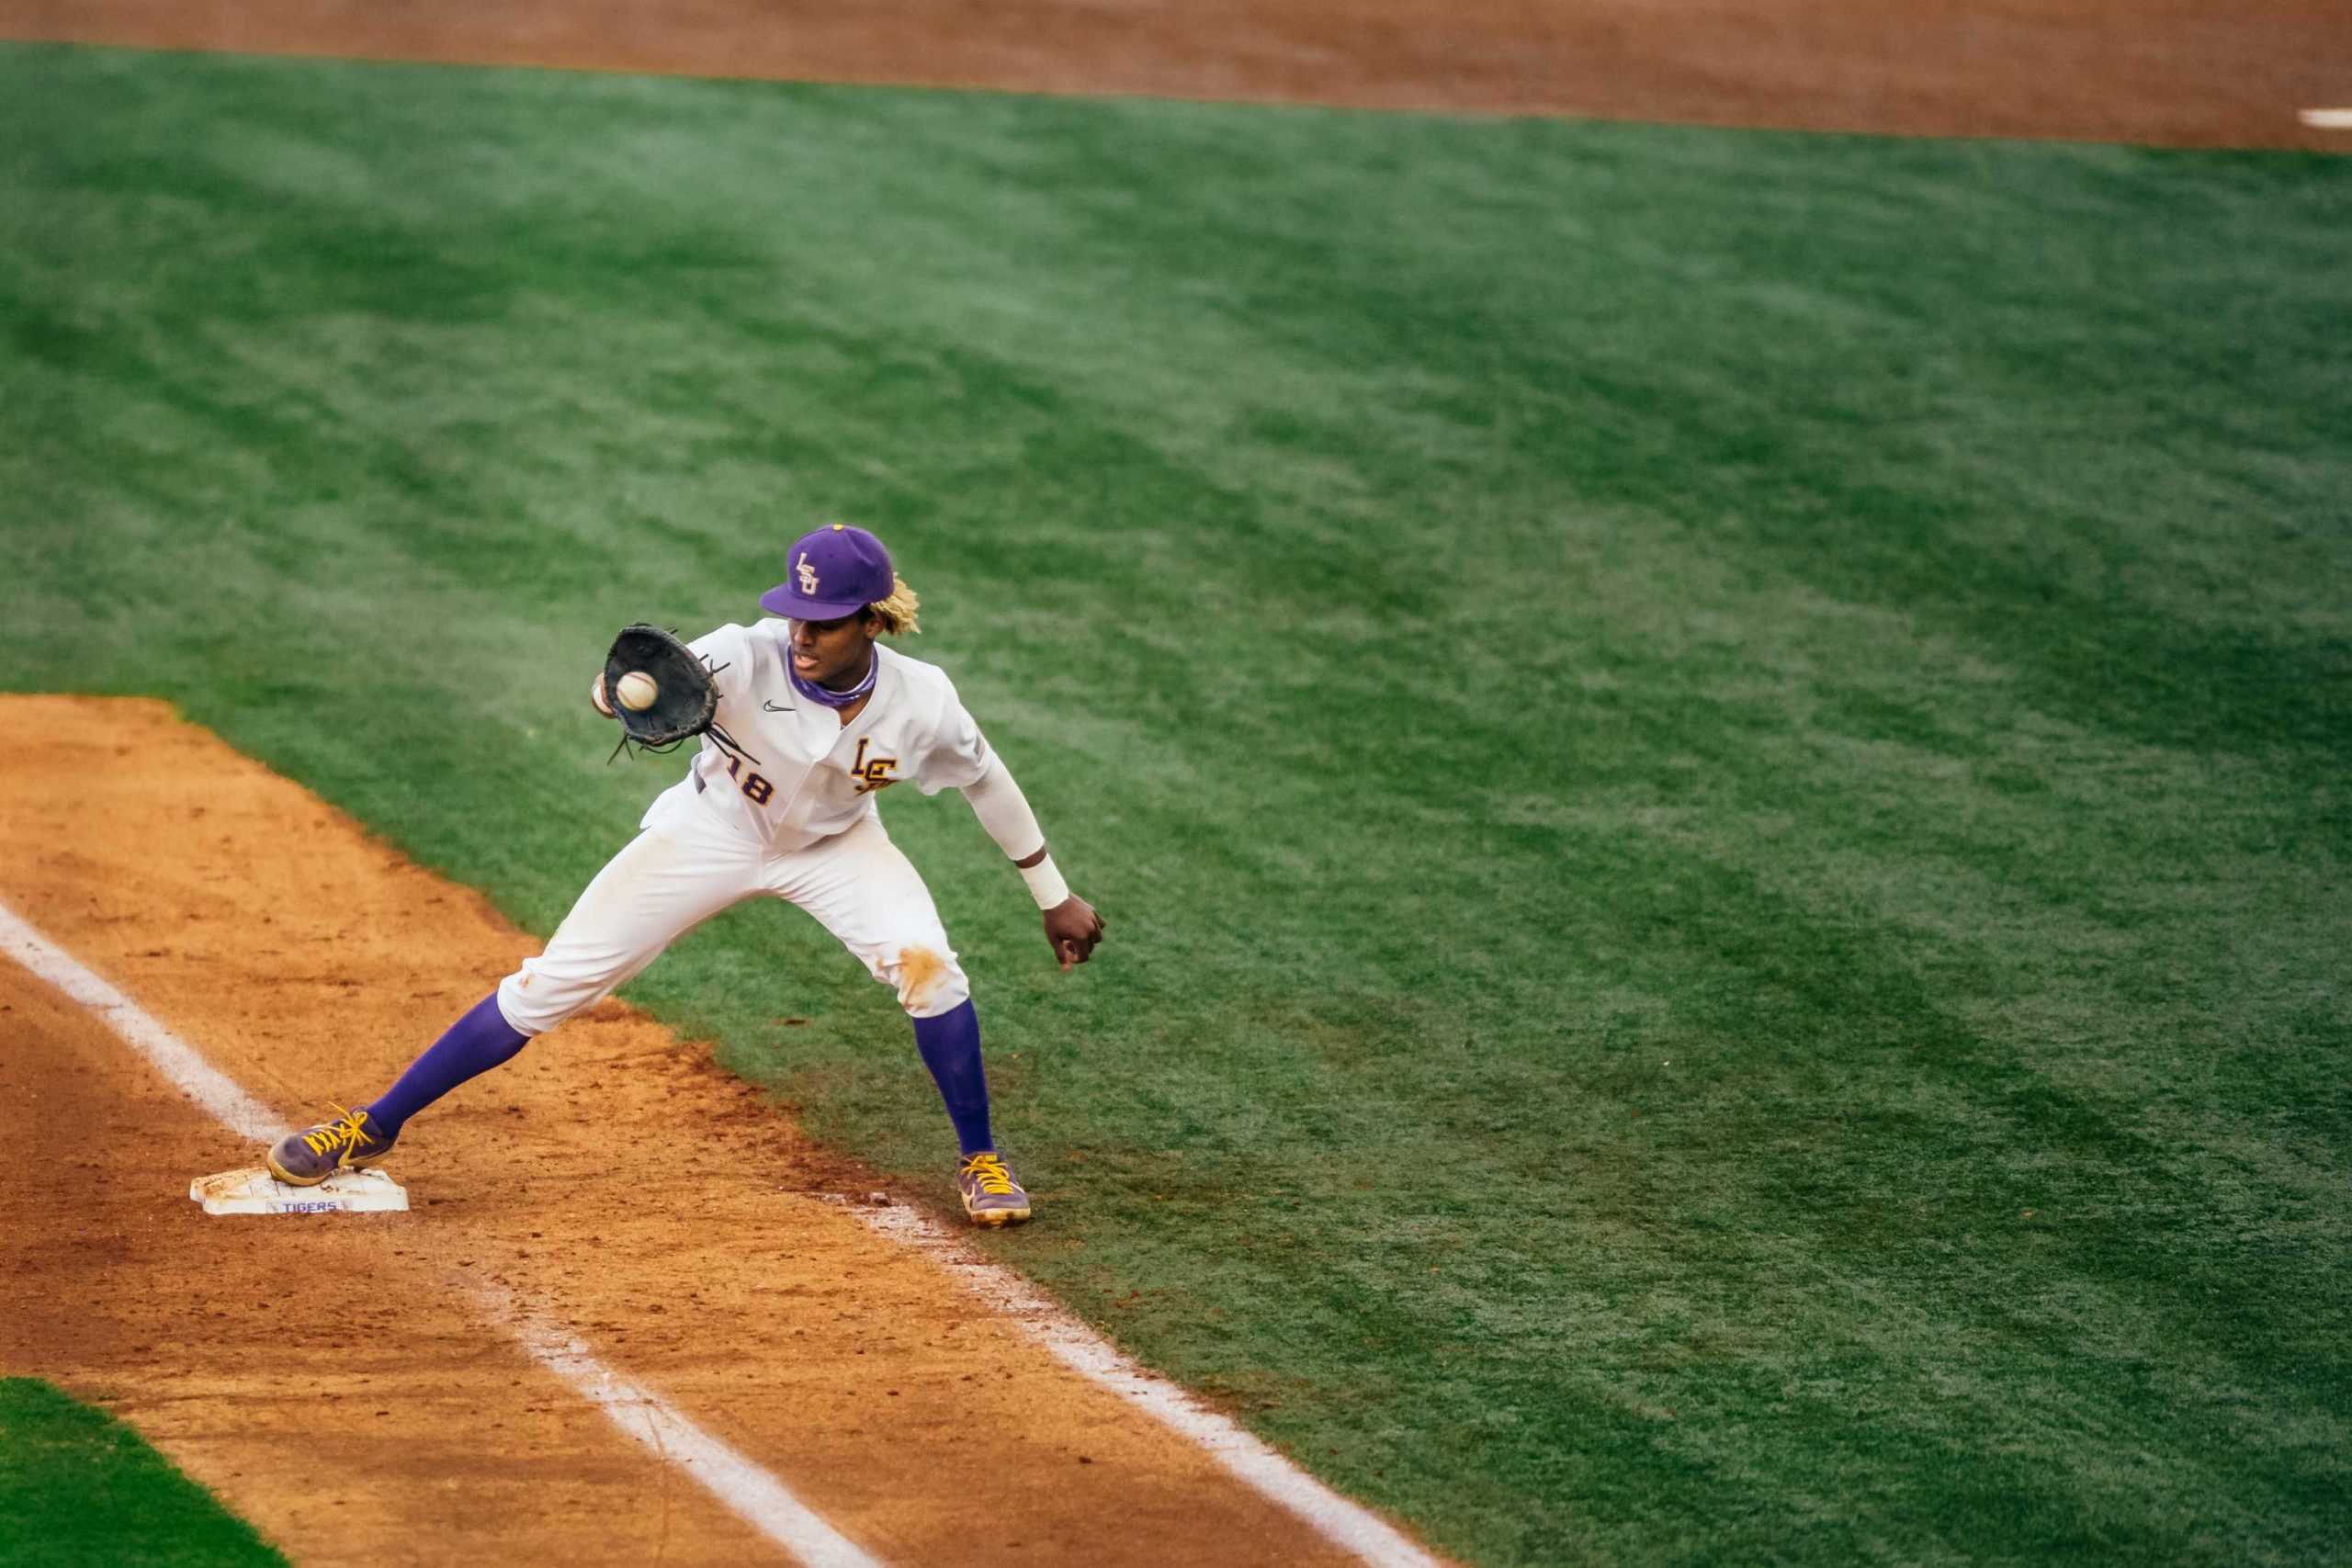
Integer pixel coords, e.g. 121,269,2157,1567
796,551,819,594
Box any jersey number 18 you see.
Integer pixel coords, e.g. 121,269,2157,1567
722,753,775,805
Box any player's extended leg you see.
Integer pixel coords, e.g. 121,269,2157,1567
266,812,763,1185
771,815,1030,1225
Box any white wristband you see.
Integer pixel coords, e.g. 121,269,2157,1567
1020,855,1070,911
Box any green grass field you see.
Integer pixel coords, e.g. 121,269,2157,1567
5,42,2347,1567
0,1380,284,1566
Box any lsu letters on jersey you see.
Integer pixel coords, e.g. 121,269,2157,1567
645,621,993,851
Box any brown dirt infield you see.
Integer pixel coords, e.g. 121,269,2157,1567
0,695,1405,1566
5,0,2349,148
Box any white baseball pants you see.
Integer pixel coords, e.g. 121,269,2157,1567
494,800,969,1036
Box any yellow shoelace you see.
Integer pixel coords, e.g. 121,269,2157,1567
960,1153,1017,1195
300,1103,376,1160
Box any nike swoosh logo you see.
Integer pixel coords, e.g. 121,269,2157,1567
763,700,791,713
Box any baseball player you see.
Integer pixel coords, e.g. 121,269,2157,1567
264,524,1104,1225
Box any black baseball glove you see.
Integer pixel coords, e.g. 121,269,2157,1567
602,624,723,760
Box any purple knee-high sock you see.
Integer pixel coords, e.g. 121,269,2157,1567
911,999,994,1156
363,992,530,1137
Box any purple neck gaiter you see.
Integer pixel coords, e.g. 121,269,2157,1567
791,649,877,710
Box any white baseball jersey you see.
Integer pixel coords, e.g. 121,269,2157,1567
496,622,995,1035
645,621,995,852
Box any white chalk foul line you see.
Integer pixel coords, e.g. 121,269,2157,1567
0,899,880,1568
503,1304,881,1568
857,1203,1447,1568
0,905,291,1145
2299,108,2352,129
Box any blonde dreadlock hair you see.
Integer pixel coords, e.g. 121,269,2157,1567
865,574,921,637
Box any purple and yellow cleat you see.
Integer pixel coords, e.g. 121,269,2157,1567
266,1105,398,1188
956,1151,1032,1227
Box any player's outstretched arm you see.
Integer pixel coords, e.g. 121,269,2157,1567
960,759,1105,970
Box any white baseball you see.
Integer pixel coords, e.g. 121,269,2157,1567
615,671,659,711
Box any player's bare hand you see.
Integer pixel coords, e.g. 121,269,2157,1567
1044,896,1103,971
589,671,616,718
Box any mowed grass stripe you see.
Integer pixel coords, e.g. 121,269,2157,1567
2,43,2346,1567
0,1379,285,1568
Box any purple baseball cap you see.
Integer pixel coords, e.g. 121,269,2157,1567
760,524,895,620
